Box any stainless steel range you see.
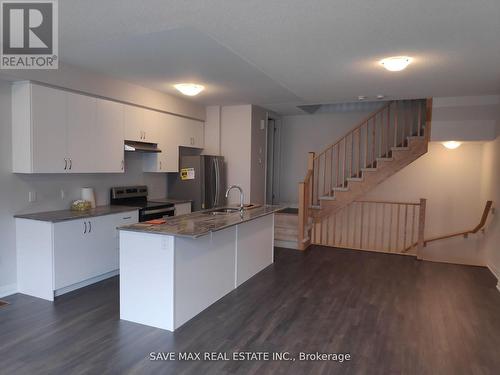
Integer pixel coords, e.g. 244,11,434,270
110,186,175,222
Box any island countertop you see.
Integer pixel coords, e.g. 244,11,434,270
118,205,283,238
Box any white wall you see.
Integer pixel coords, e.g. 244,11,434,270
364,143,486,266
0,69,202,296
279,109,375,204
220,105,252,204
431,96,499,142
480,124,500,285
203,105,221,155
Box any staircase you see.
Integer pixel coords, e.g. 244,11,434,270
297,98,433,250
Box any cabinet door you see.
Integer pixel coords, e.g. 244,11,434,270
67,92,97,173
175,117,204,149
142,113,170,173
53,219,92,289
95,100,125,173
31,84,68,173
142,109,161,144
124,105,143,142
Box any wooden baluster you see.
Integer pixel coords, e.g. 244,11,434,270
417,100,422,136
322,153,326,197
403,204,408,250
342,138,346,187
394,101,398,147
371,118,375,167
386,105,390,157
379,111,383,158
350,132,354,179
396,204,401,251
388,204,394,252
336,144,340,188
357,128,361,177
411,204,417,247
359,202,364,249
329,148,333,196
417,199,427,257
381,203,386,251
366,122,369,168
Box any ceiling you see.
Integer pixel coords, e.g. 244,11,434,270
57,0,500,114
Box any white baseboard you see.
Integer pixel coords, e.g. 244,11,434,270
274,240,299,250
487,264,500,292
54,270,119,297
0,283,18,298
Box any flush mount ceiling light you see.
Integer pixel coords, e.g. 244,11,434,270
442,141,462,150
174,83,205,96
379,56,413,72
358,95,367,101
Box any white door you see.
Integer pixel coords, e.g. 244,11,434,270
67,92,97,173
31,84,68,173
95,100,125,173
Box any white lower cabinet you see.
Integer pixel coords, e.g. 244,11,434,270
16,210,138,301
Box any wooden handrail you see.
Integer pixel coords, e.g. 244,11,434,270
404,201,493,252
424,201,493,245
313,101,394,161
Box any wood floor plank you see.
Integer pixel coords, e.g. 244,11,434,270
1,246,500,374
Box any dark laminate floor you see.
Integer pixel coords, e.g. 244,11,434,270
1,246,500,375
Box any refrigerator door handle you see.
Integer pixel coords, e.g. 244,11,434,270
213,158,218,207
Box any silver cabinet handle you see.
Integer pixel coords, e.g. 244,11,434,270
84,221,87,234
69,158,72,170
159,161,162,170
122,216,132,220
88,221,92,233
64,158,67,170
121,160,124,170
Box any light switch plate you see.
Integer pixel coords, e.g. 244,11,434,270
60,189,65,200
260,119,265,130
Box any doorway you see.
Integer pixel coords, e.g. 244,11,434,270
265,116,281,205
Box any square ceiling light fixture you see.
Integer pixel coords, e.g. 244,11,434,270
174,83,205,96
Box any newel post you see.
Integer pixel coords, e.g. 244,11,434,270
417,198,427,260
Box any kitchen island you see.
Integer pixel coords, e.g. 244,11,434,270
118,205,282,331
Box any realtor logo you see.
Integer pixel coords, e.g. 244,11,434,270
1,0,58,69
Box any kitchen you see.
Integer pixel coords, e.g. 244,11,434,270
9,82,278,319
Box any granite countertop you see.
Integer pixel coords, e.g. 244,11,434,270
118,205,283,238
148,198,192,205
14,205,139,223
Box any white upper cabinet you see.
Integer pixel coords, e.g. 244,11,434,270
12,82,203,174
175,116,205,149
95,100,125,173
124,105,144,142
30,84,67,173
67,92,97,173
124,106,160,144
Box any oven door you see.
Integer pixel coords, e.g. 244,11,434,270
139,206,175,222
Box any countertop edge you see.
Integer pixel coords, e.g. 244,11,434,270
14,206,140,223
118,208,281,238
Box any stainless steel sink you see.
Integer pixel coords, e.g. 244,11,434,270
202,207,241,215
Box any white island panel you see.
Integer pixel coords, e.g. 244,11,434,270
236,214,274,287
120,231,174,331
174,226,237,328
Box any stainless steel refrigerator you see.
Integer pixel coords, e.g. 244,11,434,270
167,155,225,211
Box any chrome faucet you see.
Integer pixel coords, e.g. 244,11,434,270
225,185,245,212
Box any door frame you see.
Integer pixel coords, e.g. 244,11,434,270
264,112,282,205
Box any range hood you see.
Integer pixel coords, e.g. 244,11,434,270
124,141,162,153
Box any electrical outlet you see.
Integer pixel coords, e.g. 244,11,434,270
260,119,265,130
28,191,37,203
60,189,65,200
